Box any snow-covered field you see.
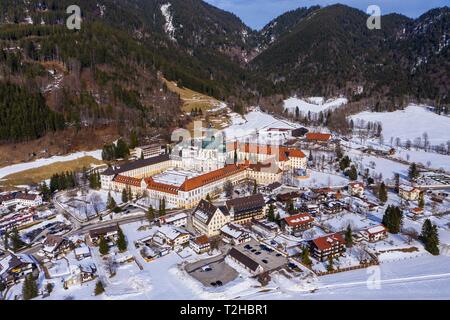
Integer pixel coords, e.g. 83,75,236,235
223,108,299,141
284,96,348,114
350,105,450,146
0,150,102,180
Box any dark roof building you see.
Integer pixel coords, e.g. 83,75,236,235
102,154,170,176
226,194,266,223
227,248,262,274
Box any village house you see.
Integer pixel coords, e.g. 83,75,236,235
283,213,314,235
399,185,421,201
0,192,43,209
189,235,211,254
225,194,267,225
153,225,190,248
63,264,97,289
322,200,346,214
192,200,230,236
260,182,282,195
410,207,424,215
305,132,332,144
132,144,164,159
74,244,92,260
251,219,280,237
309,233,346,262
348,182,365,197
227,248,263,275
359,225,388,243
0,208,36,232
220,223,251,245
0,254,38,286
159,212,188,228
42,235,73,259
88,225,120,245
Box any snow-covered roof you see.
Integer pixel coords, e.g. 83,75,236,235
161,212,187,223
74,245,90,256
156,225,188,241
220,224,244,239
366,225,387,235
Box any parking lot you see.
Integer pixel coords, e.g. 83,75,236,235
235,239,288,272
186,254,239,287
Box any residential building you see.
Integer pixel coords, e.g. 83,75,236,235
132,144,164,159
159,212,188,227
42,235,73,258
192,200,230,236
348,182,365,197
283,213,314,235
305,132,332,143
153,225,190,248
88,225,120,245
0,209,36,232
74,244,91,260
251,219,280,237
0,254,37,286
322,201,345,214
220,223,251,245
359,225,388,243
225,194,266,224
189,235,211,254
227,248,263,275
399,185,421,201
63,264,97,289
309,233,346,261
0,192,42,209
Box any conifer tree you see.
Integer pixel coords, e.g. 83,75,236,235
95,281,105,295
22,274,38,300
301,247,312,266
147,205,154,223
327,256,334,272
345,225,353,247
420,219,440,255
98,236,110,255
267,204,275,222
107,192,117,211
378,182,388,203
408,163,419,181
382,205,403,234
253,180,257,194
116,226,127,252
121,188,128,203
418,192,425,208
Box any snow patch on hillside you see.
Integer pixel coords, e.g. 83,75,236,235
284,96,348,114
161,3,176,41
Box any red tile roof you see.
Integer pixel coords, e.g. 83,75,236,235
312,233,345,251
192,235,210,246
113,175,142,187
179,164,246,192
144,177,179,195
306,133,331,141
284,213,314,227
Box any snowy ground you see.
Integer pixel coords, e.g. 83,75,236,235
57,189,123,221
294,170,350,188
350,105,450,146
0,150,102,180
284,96,348,114
222,108,299,141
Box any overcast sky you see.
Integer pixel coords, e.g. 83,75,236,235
205,0,448,30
